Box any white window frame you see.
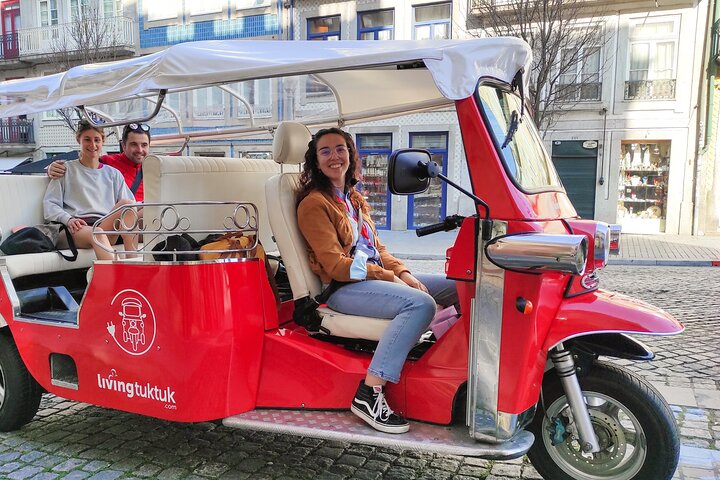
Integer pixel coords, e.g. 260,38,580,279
146,0,179,22
236,0,272,10
70,0,90,20
189,0,224,16
39,0,58,27
557,45,602,102
234,79,272,118
193,87,225,120
627,16,679,82
103,0,123,17
412,3,451,40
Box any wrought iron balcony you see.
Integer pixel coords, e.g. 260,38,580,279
0,118,34,144
0,32,19,60
555,82,602,102
2,16,135,61
624,79,676,100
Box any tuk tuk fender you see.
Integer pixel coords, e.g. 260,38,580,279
544,289,684,352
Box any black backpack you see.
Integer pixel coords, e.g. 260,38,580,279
151,233,199,261
0,225,78,261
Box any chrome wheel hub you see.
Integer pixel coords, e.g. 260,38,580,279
543,391,647,480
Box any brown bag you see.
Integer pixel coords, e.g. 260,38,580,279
199,232,278,306
198,232,261,260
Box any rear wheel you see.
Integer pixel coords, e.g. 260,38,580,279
528,361,679,480
0,330,42,431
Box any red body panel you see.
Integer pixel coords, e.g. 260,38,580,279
8,260,272,422
445,217,478,282
545,289,684,350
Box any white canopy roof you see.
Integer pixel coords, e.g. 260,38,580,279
0,38,531,122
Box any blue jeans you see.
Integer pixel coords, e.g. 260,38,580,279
326,273,458,383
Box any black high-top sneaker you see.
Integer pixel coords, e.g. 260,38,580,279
350,381,409,434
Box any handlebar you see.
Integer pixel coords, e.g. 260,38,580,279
415,215,465,237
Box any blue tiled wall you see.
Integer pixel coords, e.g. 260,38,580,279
138,0,281,49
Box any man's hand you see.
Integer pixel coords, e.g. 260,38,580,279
67,217,87,234
47,160,67,179
399,271,429,293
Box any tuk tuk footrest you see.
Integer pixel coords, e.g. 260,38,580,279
223,409,533,459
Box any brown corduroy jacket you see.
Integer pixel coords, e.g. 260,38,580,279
297,189,409,285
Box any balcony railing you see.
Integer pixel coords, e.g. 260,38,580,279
624,79,676,100
0,118,34,144
556,82,602,102
0,32,19,60
15,16,134,59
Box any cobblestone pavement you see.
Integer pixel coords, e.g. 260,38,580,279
0,265,718,479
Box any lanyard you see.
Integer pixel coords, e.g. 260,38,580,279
335,193,370,241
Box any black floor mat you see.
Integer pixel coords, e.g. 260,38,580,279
21,310,78,324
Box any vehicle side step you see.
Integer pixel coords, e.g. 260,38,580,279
223,409,533,459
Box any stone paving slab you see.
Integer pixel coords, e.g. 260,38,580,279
0,265,718,479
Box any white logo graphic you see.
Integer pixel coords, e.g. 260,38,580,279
97,369,176,406
108,289,156,355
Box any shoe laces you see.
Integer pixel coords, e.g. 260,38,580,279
370,386,394,422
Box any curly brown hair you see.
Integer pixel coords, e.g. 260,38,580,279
296,127,359,205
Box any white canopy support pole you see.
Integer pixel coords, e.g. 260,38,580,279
78,90,168,128
143,95,184,135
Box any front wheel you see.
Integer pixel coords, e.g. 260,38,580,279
527,361,679,480
0,330,43,431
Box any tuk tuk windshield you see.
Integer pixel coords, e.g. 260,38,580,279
476,85,562,192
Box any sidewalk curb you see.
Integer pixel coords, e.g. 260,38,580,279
608,259,718,267
395,254,446,260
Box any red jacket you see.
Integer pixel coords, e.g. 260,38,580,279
102,153,143,202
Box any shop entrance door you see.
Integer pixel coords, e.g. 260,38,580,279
1,1,20,59
551,140,598,219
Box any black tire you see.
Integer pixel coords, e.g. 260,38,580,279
528,361,679,480
0,330,43,431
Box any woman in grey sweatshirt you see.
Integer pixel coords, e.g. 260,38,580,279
43,120,136,260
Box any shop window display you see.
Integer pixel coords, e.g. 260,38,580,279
617,141,669,233
357,134,392,229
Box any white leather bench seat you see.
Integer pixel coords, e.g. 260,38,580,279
2,250,96,279
0,174,95,280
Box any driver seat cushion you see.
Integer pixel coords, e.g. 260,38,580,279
266,122,389,341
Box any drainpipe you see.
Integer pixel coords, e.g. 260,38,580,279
693,0,719,235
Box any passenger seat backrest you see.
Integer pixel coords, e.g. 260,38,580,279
265,122,320,300
0,175,49,242
143,155,280,250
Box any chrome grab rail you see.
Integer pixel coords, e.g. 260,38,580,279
91,201,260,261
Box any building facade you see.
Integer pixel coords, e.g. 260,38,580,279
2,0,717,234
0,0,136,159
521,1,713,235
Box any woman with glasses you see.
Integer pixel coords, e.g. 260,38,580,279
48,123,151,202
296,128,457,435
43,121,137,261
